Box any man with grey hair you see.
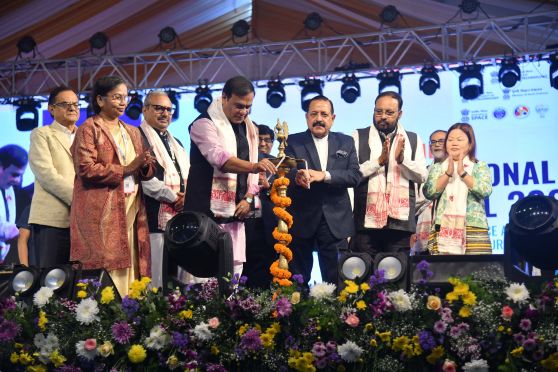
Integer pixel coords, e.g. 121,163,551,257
140,91,189,288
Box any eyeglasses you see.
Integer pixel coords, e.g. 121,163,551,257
103,94,130,103
259,137,273,143
52,102,79,110
147,104,174,114
429,139,446,145
373,109,399,117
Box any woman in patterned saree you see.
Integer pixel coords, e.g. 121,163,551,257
423,123,493,255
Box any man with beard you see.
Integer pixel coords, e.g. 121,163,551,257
139,91,189,288
412,130,447,253
285,95,361,285
352,91,428,259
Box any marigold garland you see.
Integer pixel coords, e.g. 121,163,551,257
270,176,294,287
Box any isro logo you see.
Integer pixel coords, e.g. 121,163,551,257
492,107,506,119
514,105,529,119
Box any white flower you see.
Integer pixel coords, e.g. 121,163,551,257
337,340,363,362
388,289,412,312
463,359,489,371
33,333,59,363
145,325,171,350
33,287,54,308
309,282,337,300
193,322,213,341
505,283,530,304
75,298,100,324
75,340,98,360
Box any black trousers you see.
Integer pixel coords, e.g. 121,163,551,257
243,217,276,289
31,224,71,268
351,228,412,261
290,216,348,285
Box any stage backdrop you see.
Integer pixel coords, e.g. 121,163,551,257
1,61,556,259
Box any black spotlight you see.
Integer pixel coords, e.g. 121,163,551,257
168,90,180,121
549,53,558,90
15,98,40,131
419,66,440,96
299,78,323,112
304,12,323,31
231,20,250,38
377,70,401,95
374,252,408,289
125,92,143,120
458,63,483,100
194,83,212,114
498,57,521,88
380,5,400,23
506,195,558,272
338,252,372,290
159,26,178,44
89,32,108,50
10,266,41,298
267,80,286,108
17,35,37,55
340,74,361,103
460,0,480,14
165,212,234,295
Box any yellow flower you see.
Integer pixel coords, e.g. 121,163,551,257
38,310,48,332
426,346,444,364
291,292,301,304
238,323,249,336
49,350,66,368
10,352,18,364
76,282,87,288
97,341,114,357
15,343,23,349
426,295,442,310
377,331,392,343
152,287,159,294
356,300,367,310
344,280,359,294
338,291,348,303
100,287,115,304
392,336,410,351
269,322,281,334
18,351,33,365
211,345,220,355
302,352,314,363
364,322,374,331
445,291,458,302
454,283,470,296
77,290,87,299
462,291,477,306
261,332,274,348
179,310,193,320
360,283,370,292
448,277,459,286
128,344,147,364
510,346,523,357
541,352,558,370
459,306,472,318
27,365,47,372
167,355,179,369
370,339,378,347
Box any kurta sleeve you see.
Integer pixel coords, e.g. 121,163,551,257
190,118,233,170
423,162,444,200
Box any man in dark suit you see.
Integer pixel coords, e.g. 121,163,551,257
285,95,361,285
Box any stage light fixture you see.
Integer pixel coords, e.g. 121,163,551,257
506,195,558,272
89,32,108,50
340,74,361,103
304,12,323,31
168,90,180,121
419,66,440,95
460,0,480,14
377,70,401,95
338,252,372,284
125,92,143,120
165,212,234,295
498,57,521,88
458,63,483,100
374,252,409,289
232,20,250,38
17,35,37,54
549,53,558,90
11,266,40,297
299,78,323,112
380,5,400,23
15,98,40,131
159,26,178,44
266,80,286,108
194,83,212,114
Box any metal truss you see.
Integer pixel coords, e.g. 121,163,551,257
0,10,556,99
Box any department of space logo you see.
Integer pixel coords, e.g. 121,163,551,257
514,105,529,119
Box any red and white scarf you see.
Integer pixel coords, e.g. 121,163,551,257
206,97,259,218
140,121,190,230
437,156,473,254
364,123,412,228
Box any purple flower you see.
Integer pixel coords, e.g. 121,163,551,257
417,260,430,272
240,328,263,351
513,333,526,344
522,338,537,351
418,330,436,351
433,320,447,334
532,349,545,361
0,297,16,314
519,318,532,331
312,341,327,358
55,366,83,372
121,296,140,317
172,331,189,349
0,319,20,342
292,274,304,285
111,321,134,344
275,297,292,317
206,363,227,372
326,341,337,353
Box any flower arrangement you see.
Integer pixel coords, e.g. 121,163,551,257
269,176,294,287
1,263,557,371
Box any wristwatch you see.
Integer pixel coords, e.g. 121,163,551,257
244,196,253,204
460,171,468,179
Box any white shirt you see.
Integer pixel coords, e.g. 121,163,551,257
311,134,331,183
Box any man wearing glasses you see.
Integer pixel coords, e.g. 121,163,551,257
351,91,428,259
28,86,79,267
139,91,189,288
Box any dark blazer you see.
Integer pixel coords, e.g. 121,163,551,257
285,130,361,240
